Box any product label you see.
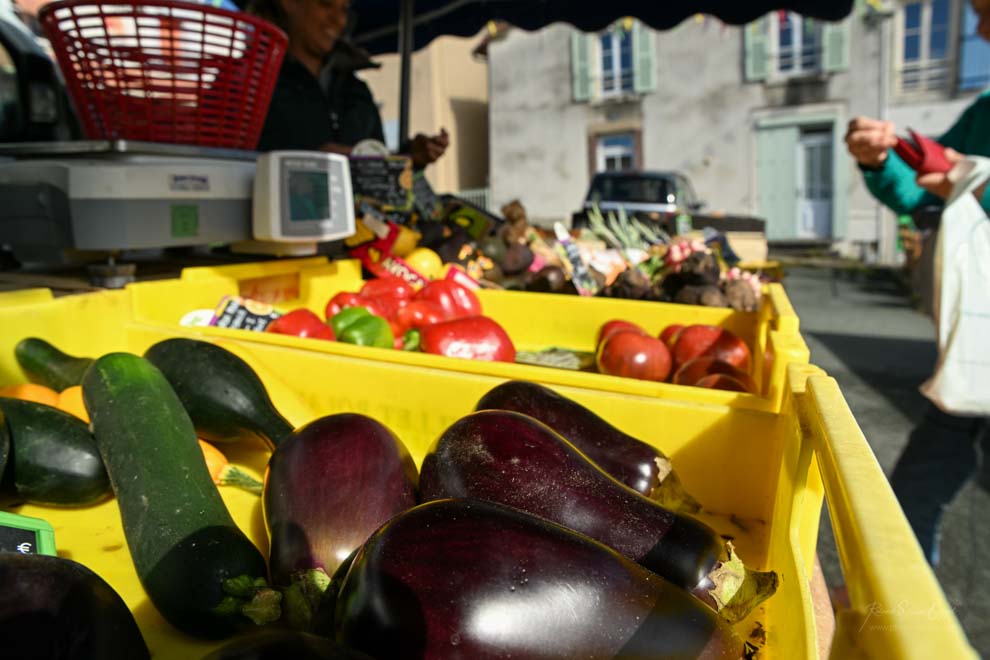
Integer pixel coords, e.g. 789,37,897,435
0,525,38,554
171,205,200,238
211,296,281,332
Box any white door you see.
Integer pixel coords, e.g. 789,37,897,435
795,131,833,239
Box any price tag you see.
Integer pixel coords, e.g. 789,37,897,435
0,511,56,556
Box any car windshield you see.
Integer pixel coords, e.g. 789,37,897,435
585,175,673,204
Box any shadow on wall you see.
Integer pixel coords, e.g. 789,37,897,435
451,97,489,191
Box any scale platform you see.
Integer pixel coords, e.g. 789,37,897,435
0,140,259,264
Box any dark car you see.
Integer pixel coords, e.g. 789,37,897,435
571,170,764,236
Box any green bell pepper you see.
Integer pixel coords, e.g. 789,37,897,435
330,307,394,349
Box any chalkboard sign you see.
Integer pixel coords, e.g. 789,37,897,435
412,171,442,220
349,156,413,212
0,511,56,556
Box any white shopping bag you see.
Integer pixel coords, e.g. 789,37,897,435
920,156,990,415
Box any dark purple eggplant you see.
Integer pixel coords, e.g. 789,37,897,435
0,553,149,660
334,498,744,659
419,410,777,623
475,380,701,512
200,629,373,660
264,413,418,628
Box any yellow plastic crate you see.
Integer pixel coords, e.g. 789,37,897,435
123,258,810,413
0,287,974,659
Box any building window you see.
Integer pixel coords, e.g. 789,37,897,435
959,2,990,90
600,29,634,96
596,133,636,172
770,11,822,76
897,0,953,94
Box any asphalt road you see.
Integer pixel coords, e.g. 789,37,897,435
783,266,989,656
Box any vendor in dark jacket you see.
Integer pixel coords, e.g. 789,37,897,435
248,0,448,168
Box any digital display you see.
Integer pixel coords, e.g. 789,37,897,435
287,170,331,222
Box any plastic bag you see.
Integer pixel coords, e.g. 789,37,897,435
920,157,990,415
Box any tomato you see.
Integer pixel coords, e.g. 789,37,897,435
695,374,751,392
670,325,752,372
596,320,647,348
672,356,757,394
596,330,672,382
658,324,684,346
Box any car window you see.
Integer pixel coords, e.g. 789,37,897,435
586,175,673,204
674,176,697,209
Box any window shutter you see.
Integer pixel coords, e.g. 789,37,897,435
632,20,656,94
571,31,591,102
822,20,850,72
744,18,770,82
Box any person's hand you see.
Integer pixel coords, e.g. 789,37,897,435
410,129,449,168
318,142,353,156
845,116,898,168
914,149,990,202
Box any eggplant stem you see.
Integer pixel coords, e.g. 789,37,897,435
242,587,283,626
280,568,332,631
651,464,703,515
218,465,264,495
705,543,779,624
213,577,282,626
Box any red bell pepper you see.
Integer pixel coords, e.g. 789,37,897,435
266,309,335,341
418,316,516,362
325,291,387,321
414,280,481,320
359,276,415,301
395,300,446,334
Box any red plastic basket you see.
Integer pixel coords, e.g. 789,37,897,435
39,0,287,150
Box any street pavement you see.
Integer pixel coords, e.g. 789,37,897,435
783,266,989,656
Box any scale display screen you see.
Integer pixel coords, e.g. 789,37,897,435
288,170,332,222
253,151,355,243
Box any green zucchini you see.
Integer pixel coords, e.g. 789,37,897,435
0,398,109,506
82,353,278,639
14,338,94,392
144,338,293,450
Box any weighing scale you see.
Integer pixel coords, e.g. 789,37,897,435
0,140,355,268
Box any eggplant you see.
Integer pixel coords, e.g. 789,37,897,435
201,630,373,660
475,380,701,513
0,553,149,660
265,414,418,629
419,411,777,623
335,498,744,659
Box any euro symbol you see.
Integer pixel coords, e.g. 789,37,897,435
15,542,32,554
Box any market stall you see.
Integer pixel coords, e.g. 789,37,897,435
0,0,978,658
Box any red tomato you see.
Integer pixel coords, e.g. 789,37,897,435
695,373,751,392
596,320,646,348
324,291,387,321
670,325,752,372
414,280,481,320
596,330,672,382
672,356,757,394
267,309,335,341
658,324,684,346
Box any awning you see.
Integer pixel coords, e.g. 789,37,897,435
351,0,856,55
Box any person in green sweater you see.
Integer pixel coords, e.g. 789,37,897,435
844,0,990,566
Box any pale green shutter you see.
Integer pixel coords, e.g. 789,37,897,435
571,31,591,102
632,21,656,94
744,18,770,82
822,20,850,72
756,126,800,241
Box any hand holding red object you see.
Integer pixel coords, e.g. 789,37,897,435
266,309,335,340
414,280,482,320
419,316,516,362
893,129,953,175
